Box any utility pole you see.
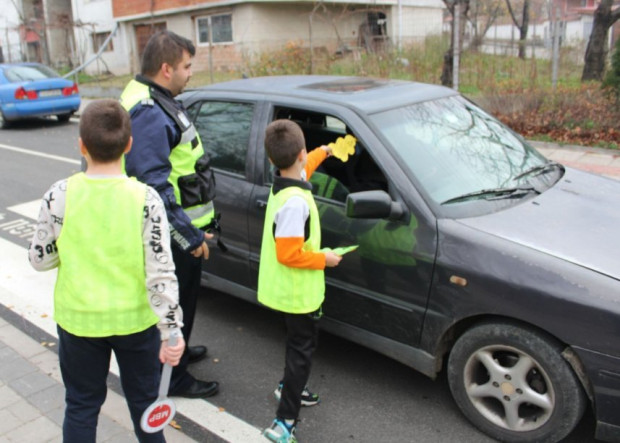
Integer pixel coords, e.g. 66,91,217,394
452,2,460,91
208,17,214,83
551,1,560,90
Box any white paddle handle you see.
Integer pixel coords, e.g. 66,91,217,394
159,330,179,399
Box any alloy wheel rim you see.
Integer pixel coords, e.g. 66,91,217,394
463,344,555,432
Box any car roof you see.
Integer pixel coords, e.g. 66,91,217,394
190,75,458,114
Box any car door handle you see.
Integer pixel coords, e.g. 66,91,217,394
256,199,267,209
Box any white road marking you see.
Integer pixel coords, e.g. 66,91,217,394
0,142,80,165
8,200,41,220
1,205,265,442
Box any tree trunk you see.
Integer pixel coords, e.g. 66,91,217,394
505,0,530,59
441,0,469,86
441,50,454,86
518,0,529,59
582,0,616,81
441,1,456,87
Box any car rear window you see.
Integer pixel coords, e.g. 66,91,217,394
4,65,59,82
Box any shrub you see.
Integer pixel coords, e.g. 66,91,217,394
481,84,620,147
603,40,620,102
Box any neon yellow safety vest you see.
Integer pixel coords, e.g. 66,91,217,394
258,186,324,313
54,173,158,337
120,79,215,229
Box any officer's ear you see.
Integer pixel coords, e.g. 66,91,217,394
124,136,133,154
161,62,173,80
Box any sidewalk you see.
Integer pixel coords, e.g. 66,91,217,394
0,308,197,443
531,141,620,180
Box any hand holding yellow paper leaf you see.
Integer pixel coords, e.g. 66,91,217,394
329,134,357,162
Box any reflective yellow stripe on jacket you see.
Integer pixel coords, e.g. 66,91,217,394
120,79,215,228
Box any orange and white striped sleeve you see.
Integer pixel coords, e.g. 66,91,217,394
273,195,325,270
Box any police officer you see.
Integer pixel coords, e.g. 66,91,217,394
120,30,219,398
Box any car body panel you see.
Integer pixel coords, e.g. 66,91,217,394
458,167,620,281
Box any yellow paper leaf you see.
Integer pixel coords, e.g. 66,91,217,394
169,420,181,429
328,135,356,162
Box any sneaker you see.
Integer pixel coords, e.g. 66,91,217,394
263,418,297,443
274,382,320,406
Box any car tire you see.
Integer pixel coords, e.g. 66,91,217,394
447,322,586,443
57,113,72,123
0,111,11,129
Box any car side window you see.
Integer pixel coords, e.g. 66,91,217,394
193,101,254,176
269,107,388,203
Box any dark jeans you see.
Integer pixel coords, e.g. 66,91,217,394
169,245,203,393
276,311,320,421
57,325,164,443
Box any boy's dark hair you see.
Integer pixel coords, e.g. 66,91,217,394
141,30,196,77
80,99,131,163
264,119,306,170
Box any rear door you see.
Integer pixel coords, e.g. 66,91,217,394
185,92,265,292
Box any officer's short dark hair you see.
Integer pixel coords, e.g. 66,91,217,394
264,119,306,170
80,99,131,163
141,30,196,77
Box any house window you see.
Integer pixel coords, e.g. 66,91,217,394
92,32,113,52
197,14,232,45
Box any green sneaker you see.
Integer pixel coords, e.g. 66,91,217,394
263,418,297,443
274,382,320,406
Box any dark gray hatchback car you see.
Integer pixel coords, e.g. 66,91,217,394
179,76,620,442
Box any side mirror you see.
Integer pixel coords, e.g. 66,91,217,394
345,190,405,220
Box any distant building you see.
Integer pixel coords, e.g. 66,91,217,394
109,0,444,75
0,0,23,63
0,0,75,68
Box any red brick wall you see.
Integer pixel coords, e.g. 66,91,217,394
112,0,219,18
192,44,243,72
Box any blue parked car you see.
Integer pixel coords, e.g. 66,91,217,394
0,62,81,128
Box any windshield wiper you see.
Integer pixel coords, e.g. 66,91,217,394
441,186,539,205
512,161,563,181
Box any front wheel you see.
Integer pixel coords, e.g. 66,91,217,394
57,113,72,123
447,322,586,442
0,111,12,129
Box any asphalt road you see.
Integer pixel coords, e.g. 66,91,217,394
0,117,601,442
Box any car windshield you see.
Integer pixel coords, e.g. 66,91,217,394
370,95,559,209
5,64,59,82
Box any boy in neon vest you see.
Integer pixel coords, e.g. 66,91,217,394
258,119,342,443
28,99,185,443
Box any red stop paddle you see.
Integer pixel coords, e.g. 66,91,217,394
140,331,179,433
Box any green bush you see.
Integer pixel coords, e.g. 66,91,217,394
603,40,620,101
